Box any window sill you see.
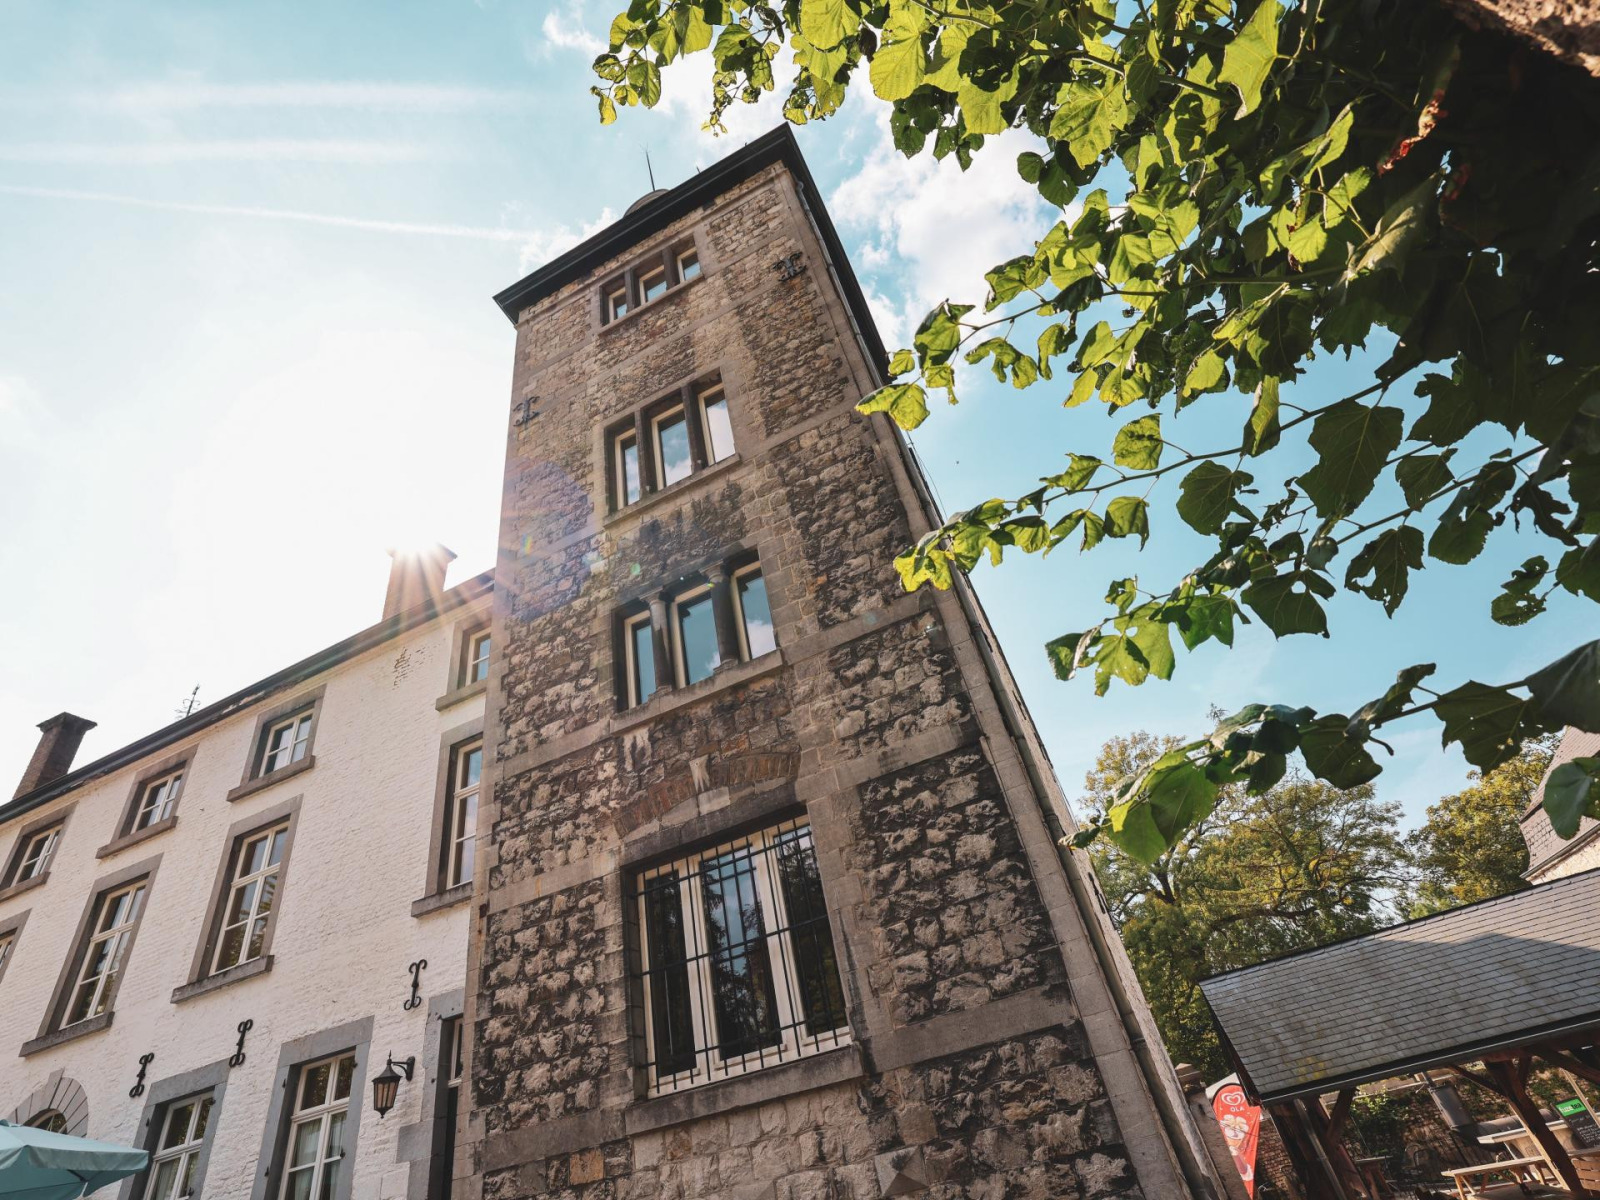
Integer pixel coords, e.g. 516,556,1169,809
610,650,784,736
435,679,488,712
603,452,743,528
412,882,473,918
0,872,47,905
226,755,315,803
96,816,178,859
624,1043,862,1137
21,1011,113,1056
171,954,273,1003
599,269,705,336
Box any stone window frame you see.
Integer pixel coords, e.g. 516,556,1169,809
612,548,779,713
394,988,466,1200
413,719,484,917
0,802,76,901
0,908,29,988
250,1016,373,1200
622,811,852,1099
98,746,198,859
118,1058,231,1200
226,685,325,803
435,612,493,711
602,372,736,516
174,794,303,1003
597,232,704,329
23,853,162,1055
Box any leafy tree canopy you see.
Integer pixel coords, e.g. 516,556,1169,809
1410,734,1556,915
1082,730,1410,1075
589,0,1600,861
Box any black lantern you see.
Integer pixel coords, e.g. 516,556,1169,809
370,1054,415,1119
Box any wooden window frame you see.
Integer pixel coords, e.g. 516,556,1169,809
211,821,291,975
0,804,74,895
598,236,703,328
731,563,778,662
463,628,492,687
621,609,657,710
228,687,324,802
444,740,482,891
670,583,721,688
278,1053,356,1200
145,1092,216,1200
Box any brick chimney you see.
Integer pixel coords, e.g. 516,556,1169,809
382,544,456,621
14,712,96,800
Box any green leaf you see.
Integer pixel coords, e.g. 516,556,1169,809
1046,631,1086,680
1395,451,1456,508
1435,682,1551,772
1065,370,1099,407
799,0,860,48
1050,74,1130,168
1242,573,1329,637
1543,757,1600,839
888,348,916,376
1144,758,1218,846
870,11,926,101
1177,463,1250,535
1557,541,1600,603
1174,593,1236,650
913,302,973,364
592,87,617,124
1184,350,1227,398
1525,640,1600,733
1298,401,1406,517
1113,415,1163,470
1490,556,1549,626
1242,377,1281,455
1217,0,1280,116
1349,176,1436,278
1300,715,1382,788
1105,796,1167,863
857,382,930,429
1348,663,1437,734
1344,526,1424,616
1104,496,1151,546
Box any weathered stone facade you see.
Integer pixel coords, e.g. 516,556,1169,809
461,129,1218,1200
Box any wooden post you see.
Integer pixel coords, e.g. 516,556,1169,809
1270,1101,1350,1200
1486,1056,1590,1197
1306,1095,1375,1200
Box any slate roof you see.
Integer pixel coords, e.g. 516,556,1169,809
1200,867,1600,1103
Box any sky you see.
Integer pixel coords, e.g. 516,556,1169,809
0,0,1587,834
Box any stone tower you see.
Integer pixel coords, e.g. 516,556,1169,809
462,127,1219,1200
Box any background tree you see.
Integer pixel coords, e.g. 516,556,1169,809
1083,729,1410,1075
1410,734,1557,915
590,0,1600,863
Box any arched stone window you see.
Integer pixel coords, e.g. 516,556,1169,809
25,1109,68,1133
8,1072,88,1136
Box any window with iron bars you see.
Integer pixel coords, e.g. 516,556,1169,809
627,818,849,1096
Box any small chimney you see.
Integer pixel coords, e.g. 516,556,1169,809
383,544,456,621
14,712,97,800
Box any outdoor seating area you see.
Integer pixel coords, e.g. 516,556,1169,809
1200,870,1600,1200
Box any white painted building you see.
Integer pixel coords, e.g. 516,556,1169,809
0,547,491,1200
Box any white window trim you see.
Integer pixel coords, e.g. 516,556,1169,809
280,1054,354,1200
66,880,145,1026
670,585,720,688
445,743,481,890
677,246,701,280
17,827,59,881
637,822,849,1097
134,770,184,831
613,427,642,510
639,263,668,302
149,1095,214,1200
623,612,656,709
605,284,629,322
0,931,14,976
213,824,287,974
730,564,776,663
261,713,312,776
465,630,491,686
696,385,734,464
444,1016,464,1087
651,404,692,490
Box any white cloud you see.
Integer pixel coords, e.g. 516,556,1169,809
0,376,47,452
0,81,539,115
0,140,436,165
828,105,1057,348
514,204,619,272
539,10,605,57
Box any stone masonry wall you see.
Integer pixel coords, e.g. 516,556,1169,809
469,154,1185,1200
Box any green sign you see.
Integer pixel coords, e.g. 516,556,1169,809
1557,1098,1588,1117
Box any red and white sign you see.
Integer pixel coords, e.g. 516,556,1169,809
1212,1082,1262,1196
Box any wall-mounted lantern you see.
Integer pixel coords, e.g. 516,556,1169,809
370,1054,415,1119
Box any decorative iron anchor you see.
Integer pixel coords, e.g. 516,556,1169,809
403,959,427,1011
129,1052,154,1098
773,252,806,281
229,1019,253,1068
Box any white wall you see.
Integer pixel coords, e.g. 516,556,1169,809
0,600,486,1200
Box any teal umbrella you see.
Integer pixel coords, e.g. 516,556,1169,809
0,1120,147,1198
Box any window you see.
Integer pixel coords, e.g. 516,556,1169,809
652,406,693,489
0,931,13,978
282,1054,354,1200
430,1018,464,1200
26,1110,69,1133
444,743,480,890
261,712,312,776
630,819,848,1095
698,385,734,464
640,264,668,303
672,588,720,687
464,629,491,686
606,285,629,322
149,1095,214,1200
613,428,643,509
66,880,146,1026
622,611,658,709
677,247,701,281
214,823,288,974
16,827,59,882
733,566,777,660
133,770,184,832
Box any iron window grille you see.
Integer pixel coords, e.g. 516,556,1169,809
148,1094,214,1200
627,818,849,1097
281,1053,354,1200
133,770,184,831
